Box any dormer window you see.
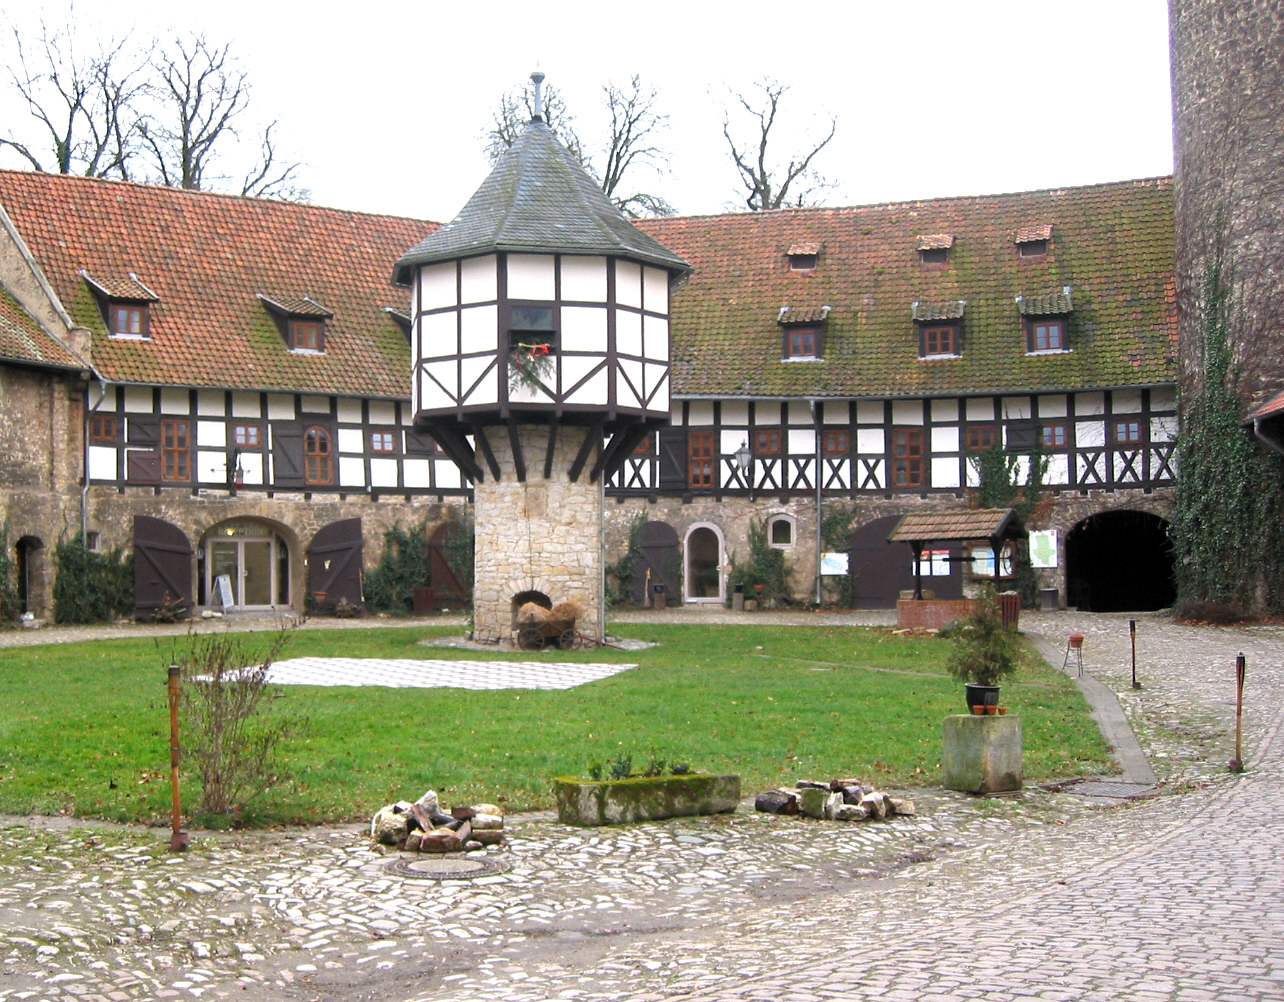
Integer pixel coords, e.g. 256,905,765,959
1015,225,1053,258
291,320,322,352
81,271,159,340
258,293,333,354
1017,287,1073,354
777,305,829,360
110,304,146,337
787,241,821,272
911,300,966,359
916,234,953,267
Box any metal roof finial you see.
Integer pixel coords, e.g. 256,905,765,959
531,70,546,122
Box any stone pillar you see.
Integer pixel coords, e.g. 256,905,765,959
472,425,604,644
942,714,1023,794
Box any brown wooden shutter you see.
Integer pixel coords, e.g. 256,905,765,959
271,422,304,488
132,515,193,620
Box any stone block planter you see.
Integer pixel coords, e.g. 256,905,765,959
942,714,1023,794
553,773,741,826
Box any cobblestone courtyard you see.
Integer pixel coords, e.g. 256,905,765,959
1,611,1280,1001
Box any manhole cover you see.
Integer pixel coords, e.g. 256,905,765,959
384,854,508,880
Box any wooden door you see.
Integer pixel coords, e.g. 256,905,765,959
133,516,193,620
307,518,363,613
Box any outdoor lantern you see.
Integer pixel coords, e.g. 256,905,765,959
734,440,752,471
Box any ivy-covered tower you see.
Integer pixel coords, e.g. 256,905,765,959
394,73,689,642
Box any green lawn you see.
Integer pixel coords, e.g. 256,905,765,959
0,623,1113,825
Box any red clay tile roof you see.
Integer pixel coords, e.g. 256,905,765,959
637,178,1176,399
0,285,85,370
1249,390,1284,422
1014,224,1053,243
258,294,334,318
778,306,831,325
0,170,437,397
915,234,954,251
888,508,1027,544
787,241,822,256
1017,287,1074,316
81,271,160,301
912,300,966,322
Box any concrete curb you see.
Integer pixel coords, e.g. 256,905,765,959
1030,632,1157,786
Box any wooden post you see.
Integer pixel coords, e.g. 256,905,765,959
1229,653,1246,773
167,665,189,851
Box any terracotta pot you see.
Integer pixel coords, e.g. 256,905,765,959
972,705,986,715
1069,634,1085,649
998,707,1008,715
986,705,999,715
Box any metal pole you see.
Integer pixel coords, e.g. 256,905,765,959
1130,619,1141,689
167,665,189,851
1229,652,1246,773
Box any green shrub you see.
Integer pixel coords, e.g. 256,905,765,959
53,533,133,624
0,522,22,626
364,522,432,614
945,589,1023,687
728,518,791,605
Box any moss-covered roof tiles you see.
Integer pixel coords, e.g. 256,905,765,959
637,177,1176,399
0,285,85,371
0,170,437,396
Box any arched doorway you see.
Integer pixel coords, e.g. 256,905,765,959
15,536,44,616
684,524,725,604
1066,510,1174,612
200,519,290,611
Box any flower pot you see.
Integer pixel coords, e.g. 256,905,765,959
998,707,1008,715
964,683,1001,712
1068,634,1085,649
986,705,998,715
972,705,986,715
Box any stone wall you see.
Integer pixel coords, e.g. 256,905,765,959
473,425,603,643
1171,0,1284,411
605,487,1174,608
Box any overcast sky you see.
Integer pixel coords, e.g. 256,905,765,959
1,0,1175,223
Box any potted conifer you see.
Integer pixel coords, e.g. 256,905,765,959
946,588,1023,712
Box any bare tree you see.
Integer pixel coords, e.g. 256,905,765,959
0,18,148,179
139,34,304,199
484,75,674,218
722,79,836,211
598,76,673,218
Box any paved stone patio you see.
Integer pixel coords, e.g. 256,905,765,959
1,609,1280,1001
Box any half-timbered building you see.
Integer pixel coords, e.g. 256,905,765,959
0,163,1177,620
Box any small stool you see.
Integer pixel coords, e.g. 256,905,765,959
1062,634,1085,676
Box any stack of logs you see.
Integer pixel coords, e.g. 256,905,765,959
370,789,505,852
755,780,915,822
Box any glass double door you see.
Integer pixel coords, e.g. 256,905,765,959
205,522,287,609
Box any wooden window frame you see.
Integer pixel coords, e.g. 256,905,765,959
1041,421,1070,450
687,430,715,489
109,303,148,338
1113,418,1145,445
233,422,263,448
290,319,324,352
768,516,795,547
891,428,925,488
304,426,334,486
90,414,118,443
370,430,397,454
965,425,997,451
1025,317,1068,353
920,323,959,358
754,429,782,455
822,428,850,455
160,418,191,482
783,325,822,359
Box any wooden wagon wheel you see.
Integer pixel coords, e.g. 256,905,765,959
558,628,578,650
518,624,543,650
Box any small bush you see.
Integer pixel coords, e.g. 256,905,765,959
172,629,305,821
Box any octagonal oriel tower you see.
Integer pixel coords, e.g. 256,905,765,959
394,73,689,643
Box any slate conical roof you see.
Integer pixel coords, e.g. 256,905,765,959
394,118,689,283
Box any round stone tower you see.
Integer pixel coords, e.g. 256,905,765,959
1170,0,1284,413
394,74,689,643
